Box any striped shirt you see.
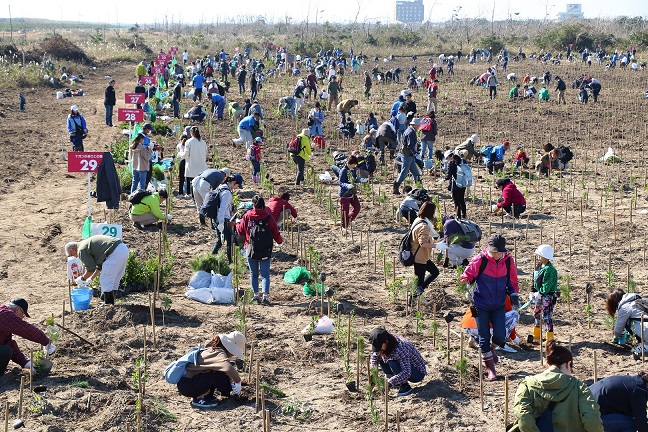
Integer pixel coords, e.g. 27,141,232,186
370,336,427,386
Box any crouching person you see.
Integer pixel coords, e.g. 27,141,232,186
130,190,171,229
175,331,245,409
369,327,427,397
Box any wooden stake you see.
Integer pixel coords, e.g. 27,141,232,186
142,327,147,396
366,357,371,387
346,314,352,355
593,351,598,383
248,345,255,383
265,409,271,431
29,351,33,393
540,317,544,365
255,360,260,413
68,280,73,313
62,301,65,333
18,375,24,417
504,375,509,429
479,356,484,411
261,389,266,419
356,339,361,389
446,321,451,365
148,291,157,348
384,376,389,431
642,315,645,364
4,401,8,432
397,411,401,432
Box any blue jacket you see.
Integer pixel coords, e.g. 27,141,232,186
338,165,357,198
238,115,257,131
192,74,205,89
67,114,87,135
402,126,418,156
390,100,403,117
211,93,225,106
483,144,506,164
590,375,648,432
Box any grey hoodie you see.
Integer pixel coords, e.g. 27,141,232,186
614,293,646,338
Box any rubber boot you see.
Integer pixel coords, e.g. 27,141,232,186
199,214,206,226
543,331,554,346
531,326,541,342
103,290,115,306
482,353,497,381
393,182,401,195
490,345,499,364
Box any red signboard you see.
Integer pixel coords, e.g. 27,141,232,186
157,54,171,62
141,76,155,85
154,60,165,67
118,108,144,123
68,152,104,173
169,48,178,55
152,66,164,75
125,93,145,105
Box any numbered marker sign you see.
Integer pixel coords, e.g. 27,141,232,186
117,108,144,123
67,152,104,173
91,223,122,239
125,93,145,105
152,66,164,75
169,48,178,55
141,76,155,85
158,54,170,62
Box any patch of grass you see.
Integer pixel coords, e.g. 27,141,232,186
148,396,177,422
261,382,286,397
189,251,231,275
67,379,89,389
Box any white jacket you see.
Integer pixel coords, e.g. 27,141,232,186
180,137,208,177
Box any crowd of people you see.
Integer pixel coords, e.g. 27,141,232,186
3,42,645,430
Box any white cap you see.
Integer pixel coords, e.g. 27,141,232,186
535,244,554,261
444,150,454,159
471,134,479,143
70,105,79,112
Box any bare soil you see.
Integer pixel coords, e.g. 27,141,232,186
0,55,647,432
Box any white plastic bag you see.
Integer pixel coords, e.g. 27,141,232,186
188,271,212,289
210,271,233,289
319,171,333,182
302,315,334,335
185,287,215,304
212,287,235,304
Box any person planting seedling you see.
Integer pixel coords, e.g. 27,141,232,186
605,289,648,360
529,245,559,344
368,327,427,397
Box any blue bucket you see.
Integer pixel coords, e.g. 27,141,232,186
71,288,92,311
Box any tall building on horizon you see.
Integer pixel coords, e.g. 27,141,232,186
395,0,424,23
558,4,585,19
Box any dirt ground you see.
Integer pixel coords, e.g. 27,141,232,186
0,52,647,432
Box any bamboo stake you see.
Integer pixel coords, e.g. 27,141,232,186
29,351,33,393
261,389,266,419
62,301,65,333
255,360,260,413
142,327,147,396
346,314,352,355
504,375,509,429
356,339,361,389
593,351,598,383
18,375,24,417
366,357,371,387
248,345,255,383
384,376,389,432
642,315,645,364
397,411,401,432
148,291,157,348
4,402,8,432
68,280,73,313
479,356,484,411
540,316,544,365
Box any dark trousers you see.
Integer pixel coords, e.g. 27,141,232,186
489,86,497,99
476,306,506,354
452,186,467,219
377,136,397,162
185,176,194,196
0,345,13,375
178,160,186,195
413,260,440,291
377,358,424,383
177,371,231,398
251,86,258,100
105,104,114,126
292,155,306,185
400,208,417,224
173,100,180,118
211,219,234,263
499,198,526,218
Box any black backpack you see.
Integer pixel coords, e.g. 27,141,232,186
398,220,425,266
247,216,274,260
200,186,226,219
456,219,482,243
128,190,152,205
365,153,377,174
633,297,648,316
556,145,573,163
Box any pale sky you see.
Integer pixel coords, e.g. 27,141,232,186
3,0,647,25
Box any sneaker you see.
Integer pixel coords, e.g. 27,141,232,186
511,336,520,345
191,397,219,409
397,383,413,396
261,297,272,306
341,228,348,235
468,335,478,349
133,222,143,230
252,295,261,304
495,344,518,353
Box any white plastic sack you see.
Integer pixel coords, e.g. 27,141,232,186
188,270,212,289
210,271,233,289
185,287,215,304
319,171,333,182
301,315,334,335
435,242,449,251
212,287,235,304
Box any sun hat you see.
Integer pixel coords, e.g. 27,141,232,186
411,118,421,126
535,244,554,261
444,150,454,159
486,234,508,253
219,331,246,359
255,137,263,143
70,105,79,112
9,298,30,318
368,327,390,352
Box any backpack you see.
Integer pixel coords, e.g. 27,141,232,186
287,136,302,154
313,136,325,148
200,186,226,219
365,153,377,174
455,218,482,242
454,163,474,188
480,145,494,158
419,117,433,131
556,145,573,163
164,346,204,384
409,188,430,206
634,297,648,316
399,220,425,266
247,215,274,260
128,190,152,205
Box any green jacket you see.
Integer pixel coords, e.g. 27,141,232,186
78,235,122,272
130,193,165,220
512,368,603,432
534,262,558,295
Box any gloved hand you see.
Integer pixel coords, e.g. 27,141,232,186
217,222,224,232
23,361,31,370
292,217,298,223
276,242,283,248
231,380,242,395
167,214,173,221
510,293,520,310
491,204,499,212
44,342,56,356
74,276,86,287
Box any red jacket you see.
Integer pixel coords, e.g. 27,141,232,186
0,305,50,367
236,208,283,249
497,182,526,209
266,197,298,222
